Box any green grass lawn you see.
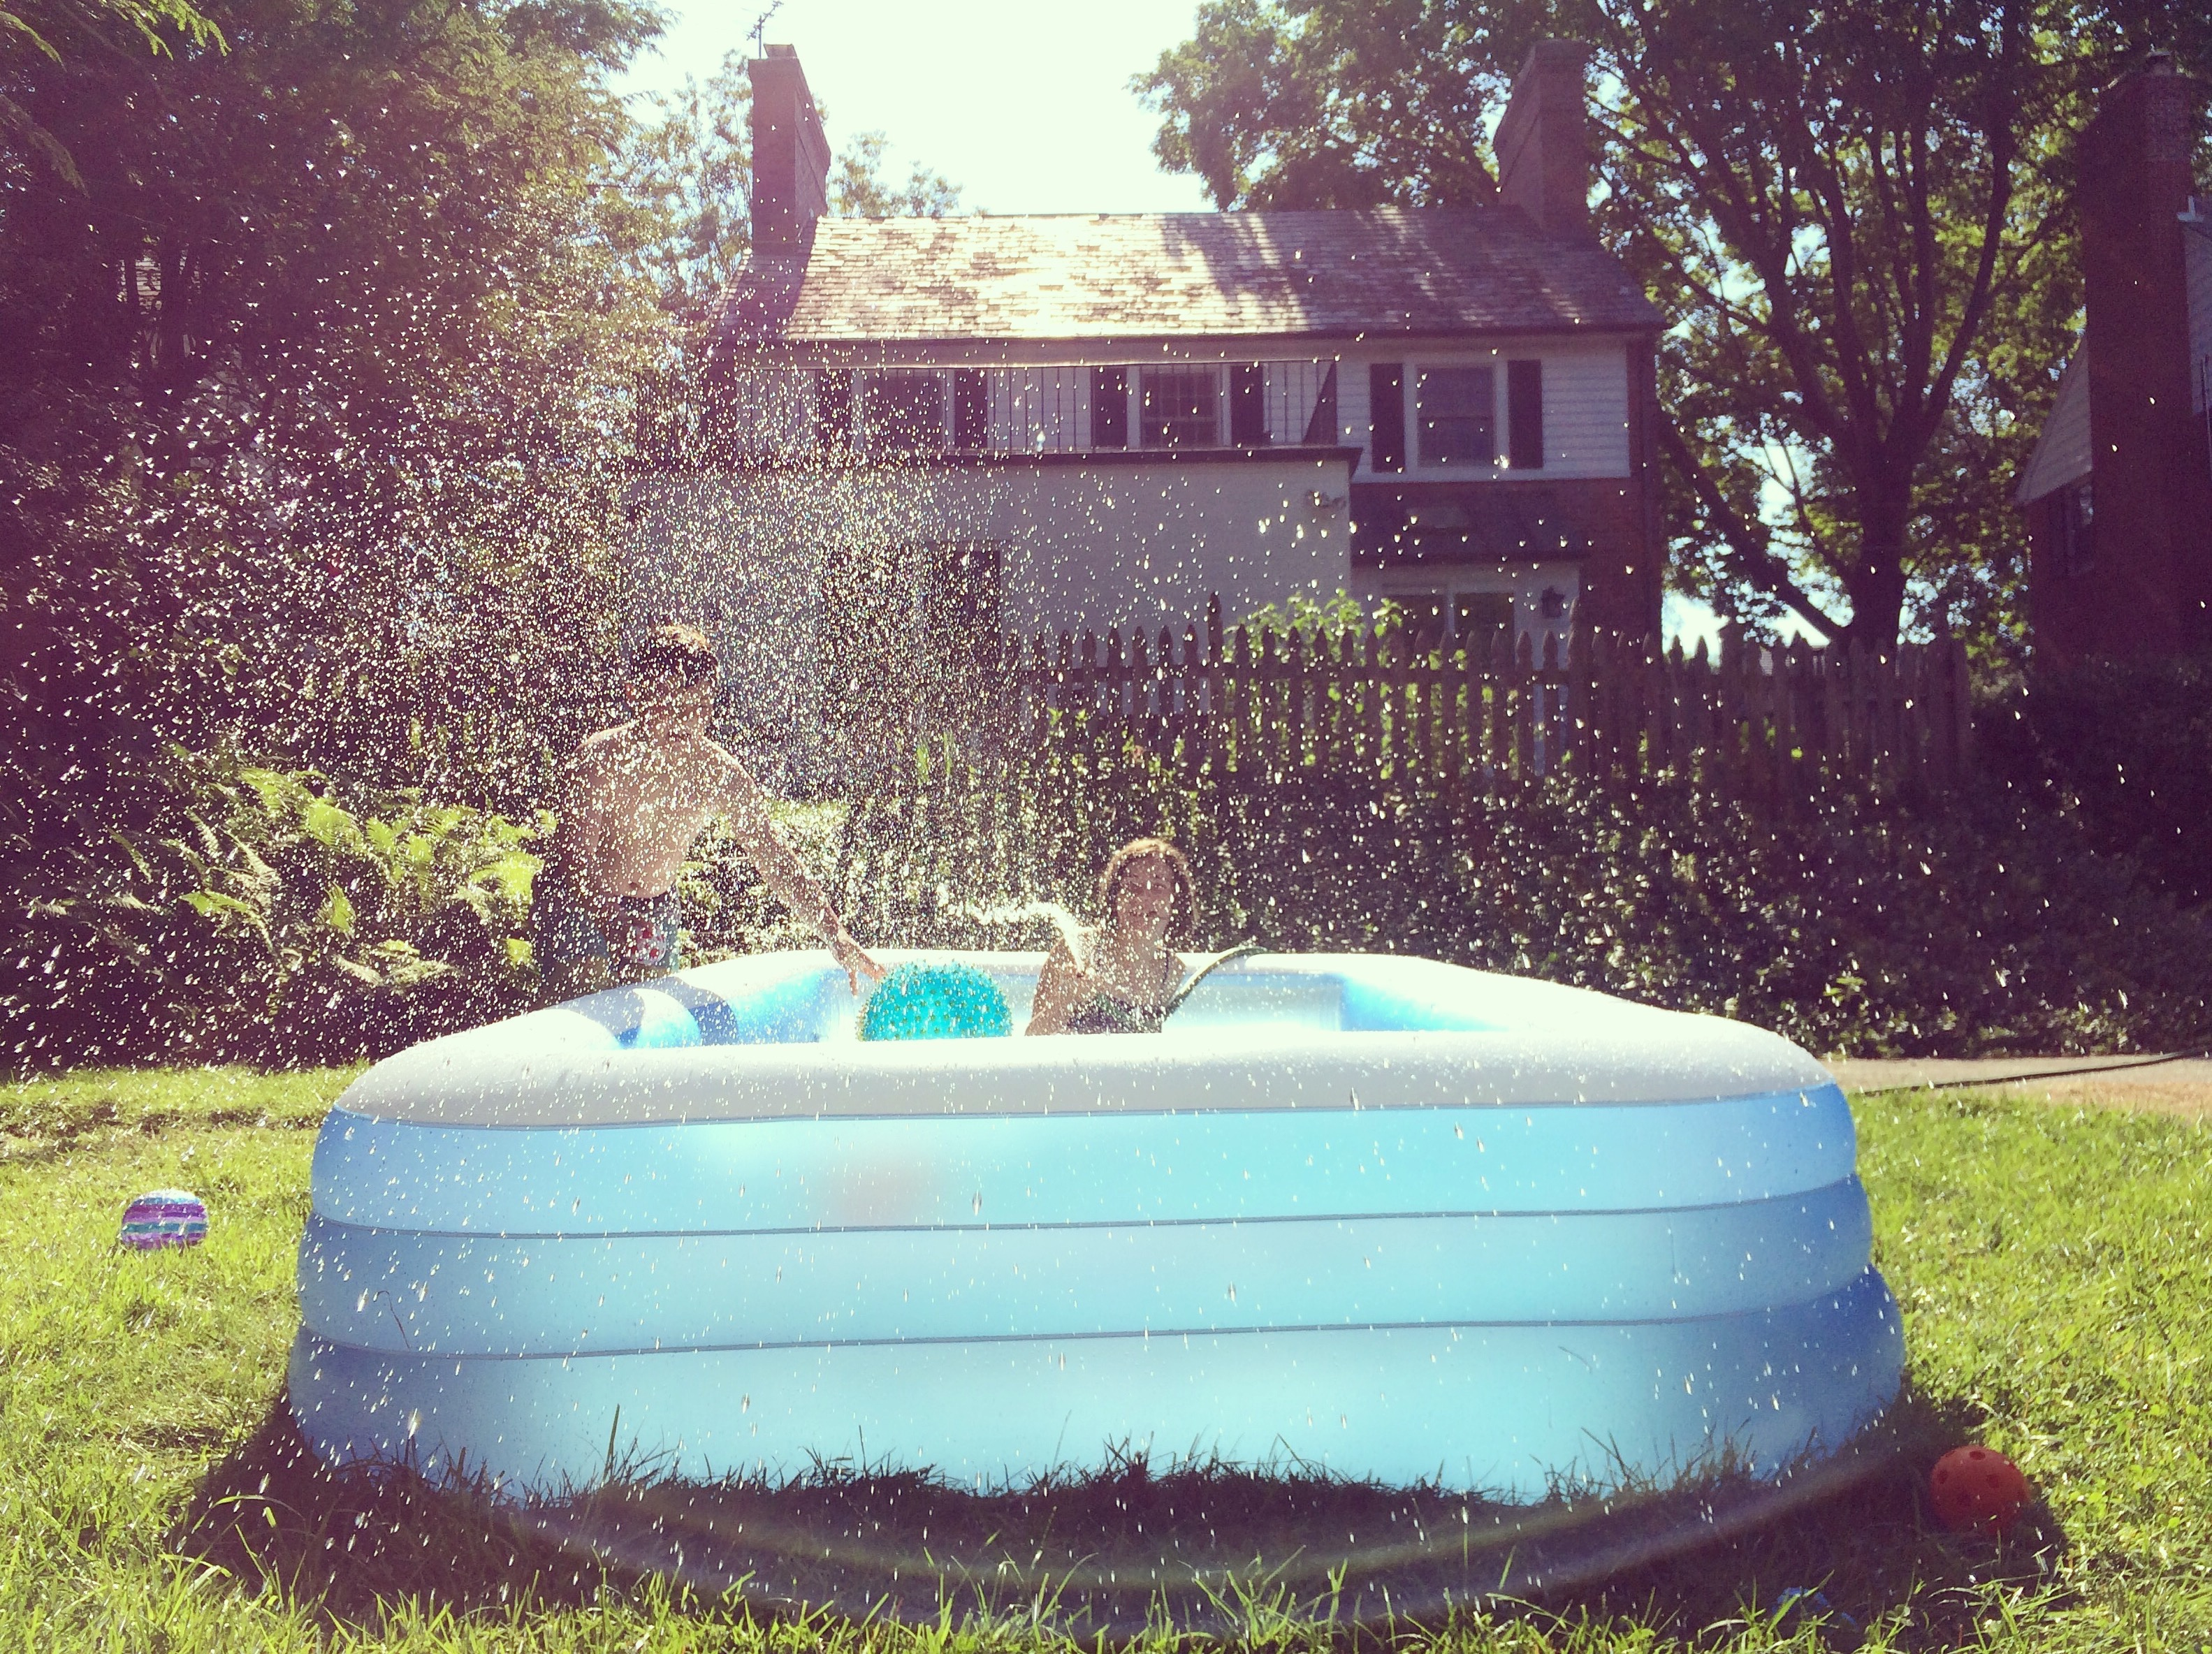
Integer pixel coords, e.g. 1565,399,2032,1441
0,1066,2204,1651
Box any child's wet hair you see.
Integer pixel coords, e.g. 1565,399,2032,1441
1097,837,1196,945
634,622,719,686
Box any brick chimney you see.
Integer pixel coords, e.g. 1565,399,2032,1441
1495,40,1592,237
2074,52,2212,657
749,45,830,256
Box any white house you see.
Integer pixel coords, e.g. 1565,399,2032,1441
626,43,1665,767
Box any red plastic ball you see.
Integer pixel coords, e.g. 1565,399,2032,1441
1930,1445,2032,1536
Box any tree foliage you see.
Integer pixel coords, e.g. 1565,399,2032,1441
1,0,673,875
1,1,975,840
1,0,223,186
1,747,545,1071
1,6,974,1063
1,0,217,57
1137,0,2212,656
829,130,961,221
1140,0,1499,209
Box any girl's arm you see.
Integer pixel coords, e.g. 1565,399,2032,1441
1024,933,1087,1037
713,749,885,990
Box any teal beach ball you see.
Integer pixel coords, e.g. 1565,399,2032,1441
858,963,1013,1041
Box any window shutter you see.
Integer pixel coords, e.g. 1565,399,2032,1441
1230,364,1268,445
1090,367,1128,448
1368,363,1405,473
1507,360,1544,470
1301,363,1339,446
816,370,853,451
953,370,987,450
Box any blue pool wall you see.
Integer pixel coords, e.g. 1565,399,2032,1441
289,950,1904,1498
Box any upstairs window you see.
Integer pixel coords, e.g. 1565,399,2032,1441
1140,368,1220,448
864,372,947,453
1418,366,1495,469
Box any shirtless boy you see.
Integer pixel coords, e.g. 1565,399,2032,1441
534,623,885,998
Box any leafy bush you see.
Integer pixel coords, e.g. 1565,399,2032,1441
1978,653,2212,909
20,720,2207,1071
1239,587,1409,639
831,744,2212,1059
2,749,544,1071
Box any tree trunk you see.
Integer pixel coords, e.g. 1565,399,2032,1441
1842,492,1913,650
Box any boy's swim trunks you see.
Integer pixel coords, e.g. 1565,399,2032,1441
533,889,682,999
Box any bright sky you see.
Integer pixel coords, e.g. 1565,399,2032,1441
617,0,1214,215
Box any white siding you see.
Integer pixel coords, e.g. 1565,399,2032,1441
2016,353,2093,504
1536,349,1636,476
987,460,1351,636
625,455,1356,775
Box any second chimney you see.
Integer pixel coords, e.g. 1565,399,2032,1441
1496,40,1592,237
2075,52,2211,657
750,45,830,256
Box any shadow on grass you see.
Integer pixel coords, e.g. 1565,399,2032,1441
175,1384,2069,1645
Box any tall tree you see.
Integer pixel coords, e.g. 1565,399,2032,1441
1137,0,2206,653
1140,0,1498,207
0,0,670,826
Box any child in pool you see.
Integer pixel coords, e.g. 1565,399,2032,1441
534,622,885,1000
1025,838,1196,1036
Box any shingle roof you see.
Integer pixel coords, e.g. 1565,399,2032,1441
711,207,1663,352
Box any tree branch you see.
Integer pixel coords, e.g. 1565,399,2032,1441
1657,410,1844,641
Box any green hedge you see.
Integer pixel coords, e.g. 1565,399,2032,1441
832,749,2212,1059
1978,653,2212,909
12,731,2209,1071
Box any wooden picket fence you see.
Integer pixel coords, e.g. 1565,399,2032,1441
882,596,1974,808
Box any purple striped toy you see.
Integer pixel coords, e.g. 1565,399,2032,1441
120,1190,208,1250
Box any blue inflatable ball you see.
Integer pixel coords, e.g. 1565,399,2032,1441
858,962,1012,1041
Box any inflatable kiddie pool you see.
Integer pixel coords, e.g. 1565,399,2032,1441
290,951,1902,1500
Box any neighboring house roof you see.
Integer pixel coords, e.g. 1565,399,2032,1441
711,207,1664,352
2016,352,2094,504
